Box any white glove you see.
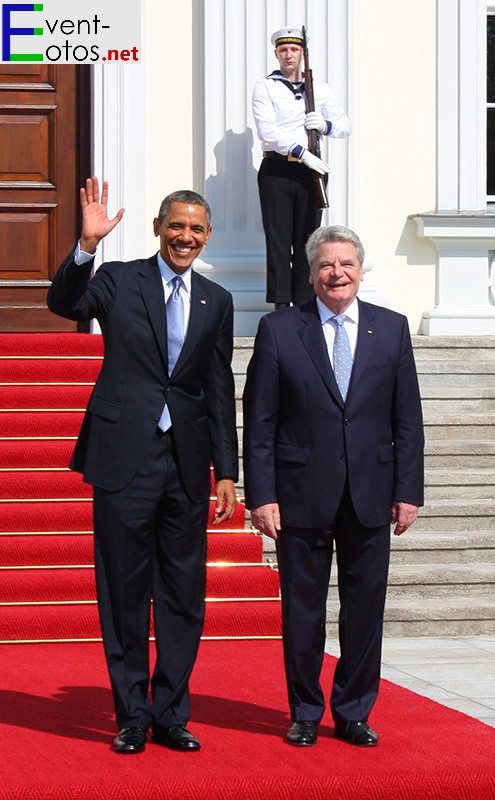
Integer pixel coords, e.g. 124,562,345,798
304,111,327,134
299,149,331,175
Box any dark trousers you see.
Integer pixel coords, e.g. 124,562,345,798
93,429,209,730
258,157,322,305
276,487,391,725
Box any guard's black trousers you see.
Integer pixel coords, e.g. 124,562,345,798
258,156,323,305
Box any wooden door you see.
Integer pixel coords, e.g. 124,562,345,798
0,65,90,332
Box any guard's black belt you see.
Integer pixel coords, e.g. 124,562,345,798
263,151,299,162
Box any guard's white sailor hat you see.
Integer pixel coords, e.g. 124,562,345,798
270,27,305,47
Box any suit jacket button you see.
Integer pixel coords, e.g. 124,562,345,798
340,453,346,461
344,418,350,426
152,417,158,424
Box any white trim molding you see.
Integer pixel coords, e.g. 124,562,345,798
92,62,147,266
89,61,147,334
437,0,486,210
411,211,495,334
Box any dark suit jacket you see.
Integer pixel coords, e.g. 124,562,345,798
243,298,424,529
47,250,238,502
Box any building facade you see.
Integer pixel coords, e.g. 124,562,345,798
90,0,493,336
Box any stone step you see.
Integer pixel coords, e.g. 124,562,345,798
387,580,495,600
415,499,495,531
418,373,495,388
232,338,254,367
234,374,247,398
417,360,495,374
425,484,495,500
423,414,495,441
325,598,495,637
424,440,495,469
411,335,495,361
382,599,495,636
324,562,494,596
426,468,495,485
390,531,495,564
382,620,495,636
425,469,495,500
422,397,495,413
421,386,495,399
384,564,495,600
420,386,495,413
420,498,495,515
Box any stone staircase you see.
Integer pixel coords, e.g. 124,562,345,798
233,335,495,637
386,336,495,636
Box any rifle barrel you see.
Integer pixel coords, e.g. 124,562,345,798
302,30,329,209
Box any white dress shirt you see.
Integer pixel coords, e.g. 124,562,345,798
156,251,191,336
316,297,359,368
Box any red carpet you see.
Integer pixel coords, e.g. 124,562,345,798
0,640,494,800
1,334,494,798
0,333,281,641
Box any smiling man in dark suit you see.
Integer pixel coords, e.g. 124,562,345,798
243,224,424,748
48,178,238,754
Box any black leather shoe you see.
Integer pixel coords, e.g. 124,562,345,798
151,723,201,751
285,721,318,746
111,727,147,754
334,720,378,746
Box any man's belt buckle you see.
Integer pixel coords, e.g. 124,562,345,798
287,155,299,162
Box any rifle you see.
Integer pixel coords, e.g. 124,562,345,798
302,26,329,209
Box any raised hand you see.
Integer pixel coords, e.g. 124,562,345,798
79,177,125,254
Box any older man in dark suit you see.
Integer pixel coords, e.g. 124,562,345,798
243,224,424,748
48,178,238,754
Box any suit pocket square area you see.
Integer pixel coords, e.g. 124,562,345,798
275,443,310,465
89,395,123,423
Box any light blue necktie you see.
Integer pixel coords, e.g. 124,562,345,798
331,314,353,402
158,275,185,431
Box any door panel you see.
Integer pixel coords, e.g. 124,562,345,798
0,65,90,332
